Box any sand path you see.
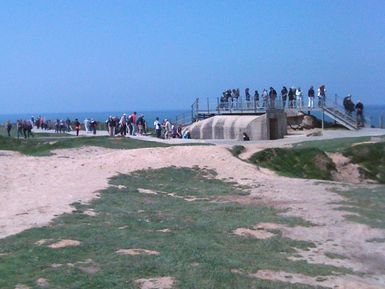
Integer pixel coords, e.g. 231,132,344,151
1,145,385,288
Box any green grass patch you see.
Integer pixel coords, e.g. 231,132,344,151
249,147,336,180
0,134,169,156
293,136,373,152
229,145,246,157
0,167,345,289
343,142,385,183
335,186,385,230
324,252,347,260
0,125,73,138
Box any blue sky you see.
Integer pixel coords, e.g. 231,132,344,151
1,0,384,114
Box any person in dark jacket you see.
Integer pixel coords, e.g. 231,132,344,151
269,87,277,108
281,86,288,108
6,120,12,137
355,100,364,127
308,86,315,108
74,118,81,136
343,94,355,116
254,90,260,107
288,88,295,108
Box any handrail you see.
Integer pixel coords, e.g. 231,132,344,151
178,93,369,129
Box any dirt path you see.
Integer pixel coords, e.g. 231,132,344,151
1,145,385,288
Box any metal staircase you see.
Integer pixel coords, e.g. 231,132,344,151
321,96,359,130
323,106,358,130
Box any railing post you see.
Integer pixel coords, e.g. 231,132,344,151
196,97,199,112
321,96,325,134
207,97,210,114
191,104,194,122
380,115,384,128
217,97,220,114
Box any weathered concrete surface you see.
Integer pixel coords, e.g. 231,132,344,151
189,113,287,140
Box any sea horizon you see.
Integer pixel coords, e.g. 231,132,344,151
0,109,190,124
1,105,384,127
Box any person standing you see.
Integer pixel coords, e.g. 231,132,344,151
25,119,34,138
269,87,277,109
16,120,23,139
254,90,260,107
74,118,81,136
355,100,364,127
343,94,355,116
106,116,116,137
296,87,303,110
119,113,127,136
66,118,72,132
262,89,268,107
130,112,137,135
318,85,326,107
84,118,90,133
281,86,288,108
136,114,145,135
308,86,315,109
288,88,295,108
90,119,97,135
245,88,251,107
6,120,12,137
154,117,162,138
164,119,171,139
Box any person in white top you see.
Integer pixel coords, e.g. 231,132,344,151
296,88,303,110
318,85,326,107
84,118,90,133
153,117,162,138
164,119,171,139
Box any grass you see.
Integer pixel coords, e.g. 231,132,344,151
249,147,336,180
0,167,346,289
343,142,385,183
249,136,385,183
293,136,373,153
335,186,385,230
324,252,347,260
0,134,170,156
229,145,245,157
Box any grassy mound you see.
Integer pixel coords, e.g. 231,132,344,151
293,136,372,152
343,142,385,183
229,145,245,157
0,135,169,156
0,167,349,289
249,147,336,180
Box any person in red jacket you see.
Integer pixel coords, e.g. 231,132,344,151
74,118,81,136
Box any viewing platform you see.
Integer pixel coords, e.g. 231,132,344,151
176,95,362,131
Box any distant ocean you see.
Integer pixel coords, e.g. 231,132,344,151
0,106,384,127
0,110,190,125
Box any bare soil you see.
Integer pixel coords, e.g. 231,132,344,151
135,277,175,289
116,249,160,256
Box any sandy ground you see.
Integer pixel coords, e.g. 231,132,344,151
1,135,385,288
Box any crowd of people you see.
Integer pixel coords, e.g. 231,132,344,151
3,85,366,138
220,85,327,110
4,112,190,140
103,112,190,139
220,85,365,126
8,119,34,139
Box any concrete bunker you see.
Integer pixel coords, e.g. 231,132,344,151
188,111,287,141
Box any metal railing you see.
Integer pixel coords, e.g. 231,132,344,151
177,93,375,130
